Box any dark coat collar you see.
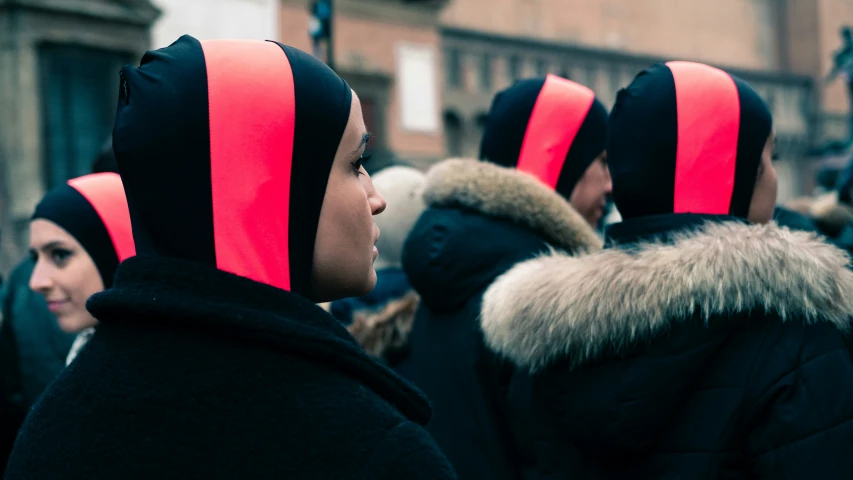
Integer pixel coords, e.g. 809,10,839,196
87,255,432,425
605,213,744,247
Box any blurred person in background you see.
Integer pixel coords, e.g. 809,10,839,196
0,141,120,473
402,75,609,480
28,173,135,365
480,62,853,479
333,165,426,377
6,36,455,479
0,172,132,474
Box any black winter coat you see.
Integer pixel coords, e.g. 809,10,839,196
5,256,456,480
0,258,75,407
402,159,601,480
0,258,74,474
480,214,853,479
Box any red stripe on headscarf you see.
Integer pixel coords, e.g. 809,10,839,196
68,173,136,261
516,74,595,189
667,61,740,214
201,40,295,291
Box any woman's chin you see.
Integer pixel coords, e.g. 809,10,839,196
58,312,97,334
311,272,376,304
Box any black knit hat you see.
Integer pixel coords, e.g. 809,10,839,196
607,62,773,220
113,35,352,299
479,74,608,199
32,173,135,288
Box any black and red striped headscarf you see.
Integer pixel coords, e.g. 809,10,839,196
479,74,608,199
112,35,352,298
32,173,135,288
608,61,773,220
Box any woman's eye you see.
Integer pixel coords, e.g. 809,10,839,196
51,249,72,265
352,154,372,175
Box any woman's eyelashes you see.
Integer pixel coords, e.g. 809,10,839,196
50,248,72,267
351,154,372,175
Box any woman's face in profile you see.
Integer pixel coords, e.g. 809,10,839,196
311,91,387,302
28,219,103,333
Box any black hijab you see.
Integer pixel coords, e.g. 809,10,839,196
607,62,773,220
113,35,352,299
479,74,608,199
32,173,135,288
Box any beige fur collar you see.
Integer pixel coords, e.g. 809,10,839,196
480,221,853,372
423,158,602,253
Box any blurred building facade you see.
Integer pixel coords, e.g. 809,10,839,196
151,0,279,49
279,0,447,172
2,0,853,272
0,0,280,272
0,0,160,272
440,0,853,202
277,0,853,200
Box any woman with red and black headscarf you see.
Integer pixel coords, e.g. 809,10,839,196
28,173,135,365
6,36,455,479
401,74,608,480
479,62,853,478
0,173,132,474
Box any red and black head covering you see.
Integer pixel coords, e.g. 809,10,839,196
608,61,773,220
479,74,608,199
113,35,352,299
32,173,135,288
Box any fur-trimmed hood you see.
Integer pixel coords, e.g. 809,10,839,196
481,220,853,373
422,158,601,252
347,292,419,363
402,158,602,312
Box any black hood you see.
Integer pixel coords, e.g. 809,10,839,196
402,159,601,313
113,35,351,300
403,207,550,312
479,75,608,200
608,62,772,221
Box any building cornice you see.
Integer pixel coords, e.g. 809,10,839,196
442,26,812,87
0,0,161,26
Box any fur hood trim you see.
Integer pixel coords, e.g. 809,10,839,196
481,221,853,372
423,158,602,253
347,292,419,360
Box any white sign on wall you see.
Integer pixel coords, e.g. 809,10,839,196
395,43,440,134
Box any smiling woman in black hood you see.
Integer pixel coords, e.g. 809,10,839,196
6,36,455,480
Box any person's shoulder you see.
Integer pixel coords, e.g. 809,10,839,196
740,313,853,392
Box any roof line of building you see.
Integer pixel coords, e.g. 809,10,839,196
441,26,813,87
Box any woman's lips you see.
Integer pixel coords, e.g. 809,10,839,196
47,300,69,313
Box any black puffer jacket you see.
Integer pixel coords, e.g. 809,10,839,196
5,257,456,480
402,159,601,480
480,214,853,479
